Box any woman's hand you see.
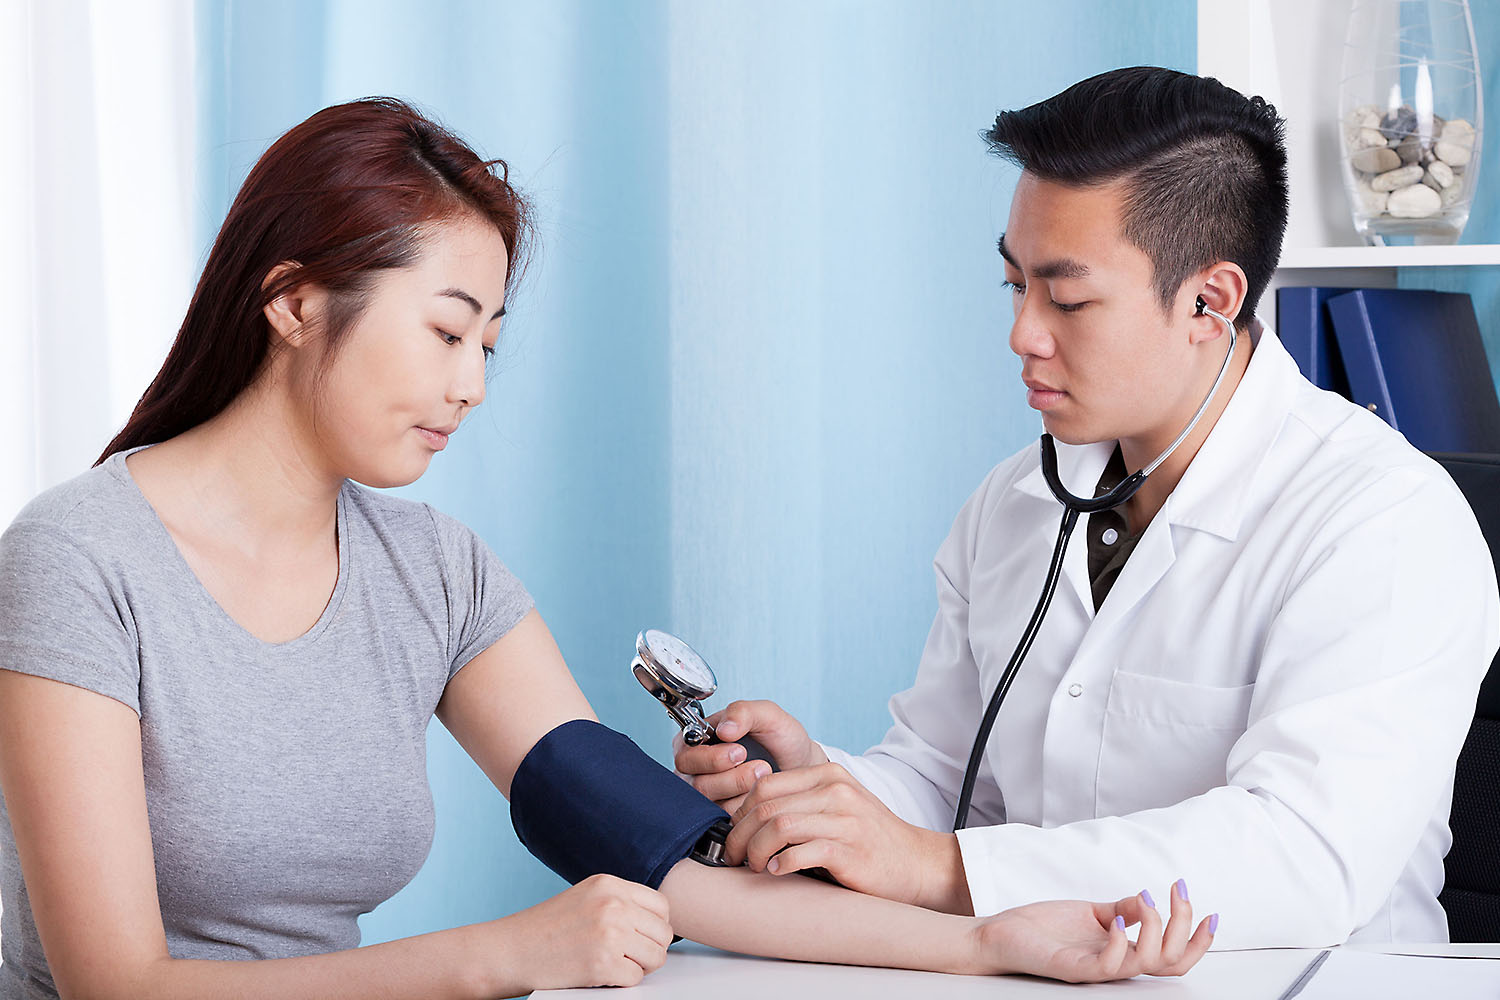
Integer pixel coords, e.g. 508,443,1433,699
968,880,1217,982
490,874,674,991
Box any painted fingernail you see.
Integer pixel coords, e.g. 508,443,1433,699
1140,889,1156,909
1209,913,1219,935
767,858,780,874
1114,915,1125,931
1175,878,1189,902
728,745,746,764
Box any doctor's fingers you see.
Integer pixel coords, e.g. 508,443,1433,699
686,760,773,810
729,762,855,824
674,738,746,776
730,794,863,871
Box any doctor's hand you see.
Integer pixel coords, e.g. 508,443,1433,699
972,882,1218,982
724,761,973,913
673,699,826,813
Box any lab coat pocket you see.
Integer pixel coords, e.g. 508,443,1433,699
1094,671,1254,817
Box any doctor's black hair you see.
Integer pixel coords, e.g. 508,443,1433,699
984,66,1288,330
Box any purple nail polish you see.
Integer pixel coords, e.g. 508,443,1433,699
1114,915,1125,931
1141,889,1156,909
1209,913,1219,934
1175,878,1189,902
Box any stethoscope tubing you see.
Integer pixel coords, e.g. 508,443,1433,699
951,304,1238,832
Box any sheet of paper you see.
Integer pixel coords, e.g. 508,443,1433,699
1292,949,1500,999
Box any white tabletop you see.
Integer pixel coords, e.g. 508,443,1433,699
534,941,1500,999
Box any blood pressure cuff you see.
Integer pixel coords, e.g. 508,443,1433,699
510,719,729,889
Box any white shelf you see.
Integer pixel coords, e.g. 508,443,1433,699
1278,244,1500,270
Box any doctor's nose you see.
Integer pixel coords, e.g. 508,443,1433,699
1008,297,1056,361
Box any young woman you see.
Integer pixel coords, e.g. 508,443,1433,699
0,98,1214,1000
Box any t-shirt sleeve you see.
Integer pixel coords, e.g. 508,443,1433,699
0,520,142,715
425,506,534,680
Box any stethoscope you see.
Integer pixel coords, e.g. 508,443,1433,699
951,298,1239,829
631,298,1240,839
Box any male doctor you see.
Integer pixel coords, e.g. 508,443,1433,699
675,66,1500,948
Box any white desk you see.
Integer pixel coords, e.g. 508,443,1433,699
535,941,1500,999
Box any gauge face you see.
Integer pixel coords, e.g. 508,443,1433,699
642,629,717,697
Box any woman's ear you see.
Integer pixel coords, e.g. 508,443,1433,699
1189,262,1249,343
261,262,319,348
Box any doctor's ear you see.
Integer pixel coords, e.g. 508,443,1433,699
261,261,323,350
1187,263,1248,342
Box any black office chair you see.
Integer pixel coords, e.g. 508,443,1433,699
1431,452,1500,942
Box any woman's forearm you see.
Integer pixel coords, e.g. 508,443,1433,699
658,860,983,975
104,922,507,1000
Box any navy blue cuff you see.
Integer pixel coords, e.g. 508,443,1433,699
510,719,730,888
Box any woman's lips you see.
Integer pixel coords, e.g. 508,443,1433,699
416,427,450,450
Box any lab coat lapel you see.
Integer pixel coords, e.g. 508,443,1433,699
1013,438,1115,615
1086,499,1176,636
1085,321,1296,634
1166,323,1299,540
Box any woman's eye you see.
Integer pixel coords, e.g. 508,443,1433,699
482,345,495,360
437,330,461,346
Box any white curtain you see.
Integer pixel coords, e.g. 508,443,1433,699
0,0,197,527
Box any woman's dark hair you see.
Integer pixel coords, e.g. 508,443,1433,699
984,66,1288,329
98,97,530,464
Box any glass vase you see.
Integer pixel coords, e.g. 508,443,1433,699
1338,0,1483,245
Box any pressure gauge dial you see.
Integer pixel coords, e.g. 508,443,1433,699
632,629,719,745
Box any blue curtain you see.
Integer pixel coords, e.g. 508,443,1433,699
194,0,1197,942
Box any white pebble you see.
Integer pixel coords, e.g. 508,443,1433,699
1355,179,1389,215
1355,127,1389,150
1352,146,1401,173
1428,160,1455,188
1387,183,1442,217
1435,119,1475,166
1371,164,1424,192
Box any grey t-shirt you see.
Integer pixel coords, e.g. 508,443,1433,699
0,447,533,999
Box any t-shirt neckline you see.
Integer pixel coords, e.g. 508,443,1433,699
104,445,352,652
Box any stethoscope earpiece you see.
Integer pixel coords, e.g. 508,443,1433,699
1195,295,1208,316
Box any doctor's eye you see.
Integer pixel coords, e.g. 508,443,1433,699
1001,280,1025,296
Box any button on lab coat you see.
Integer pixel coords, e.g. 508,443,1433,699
822,324,1500,948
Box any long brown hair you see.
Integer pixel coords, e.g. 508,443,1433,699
97,97,530,464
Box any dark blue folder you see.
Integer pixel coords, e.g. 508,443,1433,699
1275,286,1355,395
1325,289,1500,453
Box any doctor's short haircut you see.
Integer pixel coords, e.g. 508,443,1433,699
98,97,531,465
984,66,1288,330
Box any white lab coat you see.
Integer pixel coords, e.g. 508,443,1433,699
821,323,1500,948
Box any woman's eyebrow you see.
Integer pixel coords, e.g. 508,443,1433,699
436,287,505,320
